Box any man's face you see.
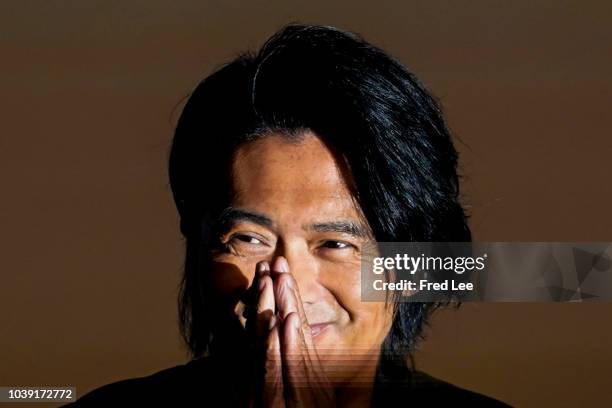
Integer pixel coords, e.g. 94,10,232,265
208,132,393,379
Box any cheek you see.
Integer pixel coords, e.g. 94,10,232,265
321,263,392,342
320,261,364,318
207,258,255,310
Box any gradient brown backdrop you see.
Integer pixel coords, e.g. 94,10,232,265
1,1,611,406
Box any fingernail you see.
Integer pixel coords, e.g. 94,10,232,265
269,315,277,330
292,314,300,330
274,257,289,273
257,261,270,276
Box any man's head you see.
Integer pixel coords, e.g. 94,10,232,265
169,24,470,373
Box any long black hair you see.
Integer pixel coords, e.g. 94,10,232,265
169,24,471,371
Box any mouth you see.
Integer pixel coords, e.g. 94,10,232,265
309,322,332,338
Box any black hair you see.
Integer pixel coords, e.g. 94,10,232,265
169,24,471,374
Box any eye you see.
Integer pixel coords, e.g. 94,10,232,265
218,233,272,257
232,234,264,245
321,240,353,249
316,239,361,262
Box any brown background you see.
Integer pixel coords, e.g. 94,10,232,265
1,1,611,406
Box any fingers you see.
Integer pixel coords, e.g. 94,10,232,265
261,316,284,408
270,258,333,406
271,257,312,345
281,312,303,392
281,312,334,407
281,312,301,405
255,261,284,407
255,262,275,339
256,257,333,406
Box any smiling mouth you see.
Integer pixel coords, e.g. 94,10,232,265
309,323,332,338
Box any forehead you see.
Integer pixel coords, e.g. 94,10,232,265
230,133,357,217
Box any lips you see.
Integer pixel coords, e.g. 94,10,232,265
309,323,331,338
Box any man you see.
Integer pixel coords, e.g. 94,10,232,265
71,24,507,406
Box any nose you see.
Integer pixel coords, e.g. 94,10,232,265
273,241,320,304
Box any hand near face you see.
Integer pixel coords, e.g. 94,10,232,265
249,257,335,408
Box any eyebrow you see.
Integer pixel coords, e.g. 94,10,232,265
215,207,276,232
214,207,370,239
305,221,370,239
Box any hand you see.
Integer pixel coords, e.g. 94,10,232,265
249,257,335,408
